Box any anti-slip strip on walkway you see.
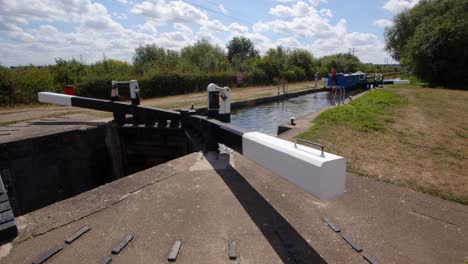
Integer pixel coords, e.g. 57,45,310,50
168,240,182,262
32,245,63,264
341,233,363,252
111,234,134,255
98,256,112,264
228,240,237,260
323,217,341,232
65,226,91,244
323,216,380,264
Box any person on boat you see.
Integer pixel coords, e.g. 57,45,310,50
331,67,337,85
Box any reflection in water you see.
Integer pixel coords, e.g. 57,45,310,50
231,92,331,135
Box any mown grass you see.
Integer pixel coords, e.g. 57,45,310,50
299,89,404,141
298,87,468,205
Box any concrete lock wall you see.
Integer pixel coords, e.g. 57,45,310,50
242,132,346,199
0,127,113,215
0,125,191,216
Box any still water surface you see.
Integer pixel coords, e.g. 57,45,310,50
230,92,332,135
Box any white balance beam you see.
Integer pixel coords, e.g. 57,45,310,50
38,92,73,106
242,132,346,200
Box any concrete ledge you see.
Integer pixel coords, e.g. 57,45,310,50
393,80,410,85
242,132,346,199
231,88,325,110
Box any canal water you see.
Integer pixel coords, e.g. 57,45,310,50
230,91,331,135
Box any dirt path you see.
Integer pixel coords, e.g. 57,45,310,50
0,81,318,125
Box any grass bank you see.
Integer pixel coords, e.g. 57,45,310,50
299,87,468,204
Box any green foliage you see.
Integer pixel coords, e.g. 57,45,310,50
83,58,135,81
245,67,269,85
281,70,296,82
51,58,85,85
299,90,404,140
319,53,363,74
180,39,228,73
78,58,136,98
265,46,289,75
1,66,57,104
133,45,178,74
0,36,399,106
140,72,235,98
227,36,259,72
0,67,13,104
288,49,315,79
291,66,306,82
385,0,468,85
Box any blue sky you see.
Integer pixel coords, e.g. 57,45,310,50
0,0,420,66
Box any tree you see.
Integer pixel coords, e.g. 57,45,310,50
133,45,177,74
51,58,85,85
180,39,228,72
288,49,316,79
319,53,362,73
260,46,289,79
385,0,468,85
226,37,259,71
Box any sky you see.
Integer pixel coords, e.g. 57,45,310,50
0,0,421,66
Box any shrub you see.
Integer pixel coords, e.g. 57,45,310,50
291,66,306,82
0,68,13,105
245,68,269,86
139,71,236,99
280,70,296,82
0,67,57,105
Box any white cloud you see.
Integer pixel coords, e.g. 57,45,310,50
383,0,420,14
228,23,249,35
218,4,228,14
256,1,390,63
345,32,378,46
113,12,128,20
269,1,316,17
373,19,393,28
254,16,335,39
308,0,328,7
173,23,193,35
276,37,302,48
0,0,395,66
138,20,158,33
77,2,124,32
319,8,332,18
131,0,209,25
